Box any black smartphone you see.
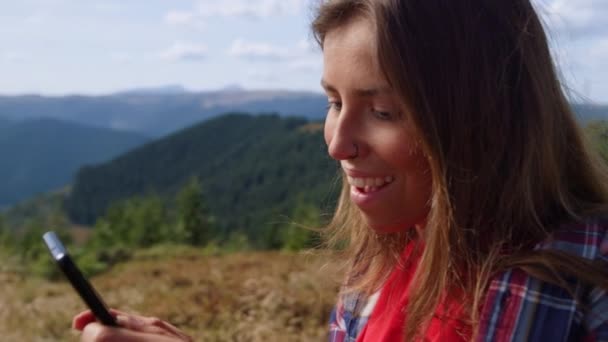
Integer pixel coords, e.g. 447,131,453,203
43,231,117,326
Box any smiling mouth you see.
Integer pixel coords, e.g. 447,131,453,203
347,176,395,194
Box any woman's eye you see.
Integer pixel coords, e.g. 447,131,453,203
373,110,393,120
326,101,342,111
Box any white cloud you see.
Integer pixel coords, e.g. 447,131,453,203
287,58,321,72
165,10,206,31
228,37,320,61
2,52,27,63
247,69,278,82
165,0,310,29
530,0,608,102
229,39,290,60
160,42,208,62
166,10,196,25
110,52,133,64
24,12,49,25
589,38,608,64
551,36,608,101
228,37,322,77
534,0,608,38
93,3,123,12
195,0,307,18
296,38,320,54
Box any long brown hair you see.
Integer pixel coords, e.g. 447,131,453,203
313,0,608,340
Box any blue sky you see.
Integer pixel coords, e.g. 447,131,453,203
0,0,607,103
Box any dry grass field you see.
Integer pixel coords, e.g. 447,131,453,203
0,248,342,341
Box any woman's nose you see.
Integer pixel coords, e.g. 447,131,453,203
325,115,361,161
328,139,358,160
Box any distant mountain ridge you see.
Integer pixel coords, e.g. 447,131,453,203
1,90,606,211
0,88,606,138
114,84,188,96
0,118,149,207
0,89,328,136
571,103,608,123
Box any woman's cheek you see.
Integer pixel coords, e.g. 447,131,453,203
324,118,335,147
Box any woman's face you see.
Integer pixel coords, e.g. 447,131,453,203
322,18,432,233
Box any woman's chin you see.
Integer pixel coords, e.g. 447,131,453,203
363,217,415,234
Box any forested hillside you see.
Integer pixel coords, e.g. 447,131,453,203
65,114,339,248
0,118,148,207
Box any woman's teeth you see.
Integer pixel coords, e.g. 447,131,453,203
347,176,395,193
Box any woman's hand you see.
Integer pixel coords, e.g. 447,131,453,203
73,309,193,342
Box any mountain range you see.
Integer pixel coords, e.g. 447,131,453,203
0,118,148,207
1,88,606,137
0,88,329,209
0,87,607,211
571,103,608,122
0,89,327,137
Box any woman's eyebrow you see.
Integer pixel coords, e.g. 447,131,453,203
353,86,392,97
320,79,337,93
321,79,392,97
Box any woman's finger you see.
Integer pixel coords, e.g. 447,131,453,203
109,308,130,317
143,316,192,340
81,322,184,342
116,315,192,341
73,310,96,330
115,315,157,332
73,309,122,330
74,310,192,341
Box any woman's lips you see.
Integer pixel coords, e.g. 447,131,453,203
349,178,395,208
346,175,395,190
343,168,396,207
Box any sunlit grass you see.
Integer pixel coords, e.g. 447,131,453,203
0,249,341,341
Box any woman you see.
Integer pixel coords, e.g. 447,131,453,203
315,0,608,341
73,0,608,341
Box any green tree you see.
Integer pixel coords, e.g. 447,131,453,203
282,200,321,251
175,177,212,246
90,194,168,248
47,208,70,231
223,230,250,252
17,222,72,278
0,214,11,253
18,220,48,261
584,121,608,163
93,200,132,246
129,195,167,247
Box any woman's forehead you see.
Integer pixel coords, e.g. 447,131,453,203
322,20,386,92
322,17,375,54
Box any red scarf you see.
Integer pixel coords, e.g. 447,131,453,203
357,242,471,341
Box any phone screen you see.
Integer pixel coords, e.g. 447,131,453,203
43,231,117,326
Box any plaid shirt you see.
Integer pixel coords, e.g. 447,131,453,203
329,218,608,342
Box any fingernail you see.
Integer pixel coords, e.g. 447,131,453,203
116,315,128,326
